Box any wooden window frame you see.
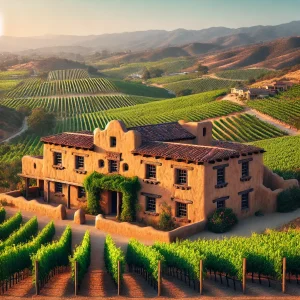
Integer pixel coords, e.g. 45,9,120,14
109,159,119,173
55,182,63,193
53,152,62,166
146,164,157,180
110,136,117,147
175,168,188,185
176,202,187,218
75,155,85,170
145,196,156,213
78,187,86,199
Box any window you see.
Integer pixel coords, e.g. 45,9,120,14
217,199,226,209
55,182,63,193
176,169,187,185
241,161,249,178
241,192,249,210
146,164,156,179
98,159,105,168
176,202,187,218
75,156,84,170
203,127,207,137
146,196,156,212
54,152,62,166
109,160,118,172
123,163,129,171
110,136,117,147
217,167,225,185
34,163,36,169
78,187,86,198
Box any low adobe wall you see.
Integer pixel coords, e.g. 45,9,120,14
95,214,206,243
263,166,299,191
256,184,282,214
0,191,67,220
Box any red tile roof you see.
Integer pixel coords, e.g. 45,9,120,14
211,140,264,154
132,141,264,163
128,122,195,142
41,132,94,150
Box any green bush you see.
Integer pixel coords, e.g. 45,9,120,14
0,216,38,251
32,225,72,281
277,187,300,212
0,208,5,224
104,235,125,284
70,230,91,285
158,203,174,231
207,208,238,233
0,212,22,241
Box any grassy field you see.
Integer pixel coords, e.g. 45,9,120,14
112,80,172,98
100,57,196,79
212,113,287,142
216,68,271,81
0,70,31,80
166,77,239,94
1,94,160,117
6,78,117,98
147,73,198,85
250,135,300,180
47,69,90,81
248,98,300,128
0,80,22,91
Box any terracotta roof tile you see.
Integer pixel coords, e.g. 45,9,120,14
40,132,94,150
128,122,195,142
132,142,240,163
211,140,264,154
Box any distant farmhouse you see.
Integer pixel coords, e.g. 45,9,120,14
20,120,296,227
231,80,294,100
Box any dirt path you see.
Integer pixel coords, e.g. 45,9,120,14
0,117,28,144
219,95,300,136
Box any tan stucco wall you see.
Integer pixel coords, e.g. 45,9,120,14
20,120,298,227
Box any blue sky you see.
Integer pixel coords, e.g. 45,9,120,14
1,0,300,36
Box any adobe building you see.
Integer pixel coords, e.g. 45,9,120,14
19,120,297,227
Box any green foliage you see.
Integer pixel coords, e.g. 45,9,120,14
6,77,117,98
126,239,165,280
0,212,22,241
0,70,30,80
0,221,55,281
248,94,300,128
112,79,172,98
250,136,300,180
0,216,38,251
0,208,5,224
32,225,72,282
70,230,91,284
142,68,151,80
158,203,174,231
181,229,300,280
147,73,198,85
153,242,206,280
166,78,238,95
216,69,271,81
0,105,24,133
2,94,158,118
207,208,238,233
176,89,192,97
148,68,164,78
277,187,300,212
104,234,125,284
0,80,22,91
212,113,287,142
48,69,90,81
28,107,56,134
84,172,141,221
197,64,208,75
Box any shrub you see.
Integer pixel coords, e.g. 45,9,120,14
277,187,300,212
158,202,175,231
207,208,238,233
0,208,5,224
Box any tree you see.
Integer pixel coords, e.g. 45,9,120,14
0,160,22,192
142,68,151,80
27,107,56,134
248,77,256,84
17,105,32,117
149,68,164,78
197,64,209,75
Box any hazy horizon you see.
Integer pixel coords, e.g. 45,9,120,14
1,0,300,37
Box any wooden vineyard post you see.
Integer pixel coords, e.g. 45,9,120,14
75,261,78,296
35,261,39,295
158,260,161,297
242,258,246,294
282,257,286,293
117,260,121,296
199,259,203,295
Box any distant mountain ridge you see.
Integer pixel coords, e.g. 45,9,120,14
1,20,300,53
